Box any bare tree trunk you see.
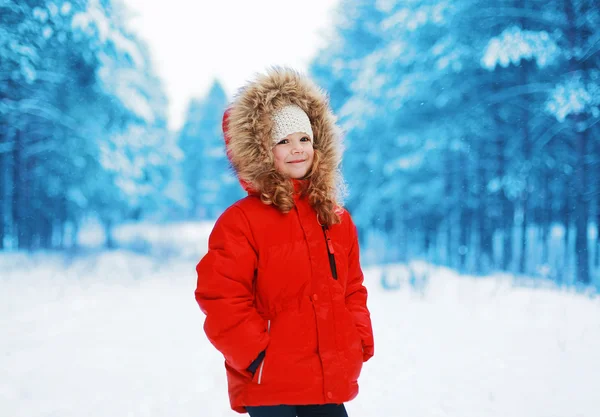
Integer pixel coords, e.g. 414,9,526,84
518,84,532,275
593,125,600,268
423,215,440,263
0,91,13,250
103,219,115,250
540,169,551,264
458,151,470,272
70,221,80,250
399,207,408,264
519,198,528,274
573,131,591,284
515,0,538,276
475,134,493,274
565,0,591,284
563,178,572,269
0,144,6,250
11,129,31,250
39,197,53,249
56,195,68,249
500,194,513,271
596,146,600,267
494,125,513,271
444,147,454,266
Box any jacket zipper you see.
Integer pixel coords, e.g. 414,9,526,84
257,320,270,384
322,226,338,280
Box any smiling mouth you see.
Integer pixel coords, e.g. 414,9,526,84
288,160,306,164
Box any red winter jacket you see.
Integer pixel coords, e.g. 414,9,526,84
195,189,373,413
194,67,374,413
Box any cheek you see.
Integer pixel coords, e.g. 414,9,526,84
272,149,286,170
306,148,315,164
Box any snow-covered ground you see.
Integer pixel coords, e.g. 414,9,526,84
1,222,600,417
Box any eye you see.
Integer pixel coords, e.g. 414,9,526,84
276,138,289,145
300,136,311,142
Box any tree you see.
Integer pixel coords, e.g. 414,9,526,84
179,80,242,220
311,0,599,287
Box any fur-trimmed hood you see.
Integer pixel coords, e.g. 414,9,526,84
222,67,345,215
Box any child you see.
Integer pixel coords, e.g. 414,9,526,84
195,67,374,417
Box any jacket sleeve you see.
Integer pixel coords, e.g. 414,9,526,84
344,212,374,362
195,205,269,372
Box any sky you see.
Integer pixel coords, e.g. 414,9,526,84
123,0,340,131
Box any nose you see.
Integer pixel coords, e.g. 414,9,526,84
291,143,303,154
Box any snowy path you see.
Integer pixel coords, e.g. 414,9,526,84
1,250,600,417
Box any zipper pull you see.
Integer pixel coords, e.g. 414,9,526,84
324,229,335,254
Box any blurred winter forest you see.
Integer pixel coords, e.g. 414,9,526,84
1,0,599,289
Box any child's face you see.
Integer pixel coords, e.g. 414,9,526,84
272,132,315,179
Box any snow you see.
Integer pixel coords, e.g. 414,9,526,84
61,2,72,16
32,7,49,23
384,152,424,174
481,26,559,70
72,0,143,67
381,4,447,32
546,77,598,122
72,0,155,123
1,223,600,417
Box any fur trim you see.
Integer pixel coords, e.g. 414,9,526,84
224,67,345,218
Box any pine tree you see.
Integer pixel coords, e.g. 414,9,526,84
179,80,242,220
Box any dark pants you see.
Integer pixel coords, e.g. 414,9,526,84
246,404,348,417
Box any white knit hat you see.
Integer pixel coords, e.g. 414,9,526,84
270,104,313,146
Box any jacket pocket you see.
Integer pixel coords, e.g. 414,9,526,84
254,319,271,384
343,308,363,381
